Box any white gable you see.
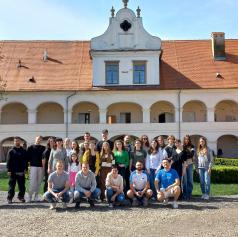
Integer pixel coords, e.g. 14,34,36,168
91,7,161,51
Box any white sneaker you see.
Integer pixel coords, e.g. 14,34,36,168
26,195,32,203
62,202,67,209
201,194,205,199
172,201,178,209
34,195,41,202
163,198,168,205
204,194,210,200
49,203,56,210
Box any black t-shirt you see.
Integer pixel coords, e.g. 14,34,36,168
27,144,45,167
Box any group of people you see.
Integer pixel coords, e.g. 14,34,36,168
6,130,214,210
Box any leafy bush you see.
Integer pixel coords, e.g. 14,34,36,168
215,158,238,166
194,166,238,184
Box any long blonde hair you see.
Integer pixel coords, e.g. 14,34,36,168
197,137,208,154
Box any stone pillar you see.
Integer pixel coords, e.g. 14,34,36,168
64,109,71,124
28,109,37,124
0,109,2,123
99,108,107,124
175,107,183,123
142,108,150,123
207,107,215,122
208,140,217,155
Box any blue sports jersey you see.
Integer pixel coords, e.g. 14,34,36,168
155,168,179,189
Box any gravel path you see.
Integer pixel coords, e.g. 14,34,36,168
0,192,237,237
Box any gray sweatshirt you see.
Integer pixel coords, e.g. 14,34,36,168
75,170,96,193
195,147,214,170
49,148,68,172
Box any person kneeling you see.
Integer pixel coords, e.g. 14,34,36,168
106,165,125,208
74,163,101,208
127,161,152,207
154,158,181,209
43,160,70,210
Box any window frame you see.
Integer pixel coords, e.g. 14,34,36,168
133,61,147,84
105,61,119,85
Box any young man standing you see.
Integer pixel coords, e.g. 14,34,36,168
154,158,181,209
43,160,70,210
96,129,114,152
27,135,45,202
6,137,28,203
127,161,153,207
106,165,125,208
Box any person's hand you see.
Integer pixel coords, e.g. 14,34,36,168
111,195,116,202
85,191,91,198
147,169,150,175
58,192,63,197
47,169,51,174
208,168,212,175
136,191,143,197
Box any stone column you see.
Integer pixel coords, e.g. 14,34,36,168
175,107,183,123
64,109,72,124
99,108,107,124
142,108,150,123
28,109,37,124
207,107,215,122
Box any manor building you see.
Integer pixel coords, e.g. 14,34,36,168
0,1,238,160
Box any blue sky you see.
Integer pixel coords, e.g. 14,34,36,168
0,0,237,40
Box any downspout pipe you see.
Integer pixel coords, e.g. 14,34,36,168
66,91,77,137
178,90,182,140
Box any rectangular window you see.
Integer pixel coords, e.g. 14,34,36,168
119,112,131,123
78,113,90,124
133,61,146,84
105,61,119,85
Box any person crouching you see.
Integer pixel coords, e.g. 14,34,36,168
74,163,101,208
127,161,153,207
43,160,70,210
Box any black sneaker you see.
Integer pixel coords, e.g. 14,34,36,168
7,198,12,204
88,198,95,207
75,202,80,209
18,197,26,203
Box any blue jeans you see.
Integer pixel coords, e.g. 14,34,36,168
106,187,125,203
182,164,194,199
199,169,211,195
149,168,156,198
44,188,70,203
74,188,101,201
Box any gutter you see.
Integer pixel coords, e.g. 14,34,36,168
66,91,77,137
178,89,182,140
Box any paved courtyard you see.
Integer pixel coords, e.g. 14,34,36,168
0,192,237,237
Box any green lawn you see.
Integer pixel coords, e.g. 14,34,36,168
1,172,238,196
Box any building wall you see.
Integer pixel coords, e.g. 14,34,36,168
1,89,238,160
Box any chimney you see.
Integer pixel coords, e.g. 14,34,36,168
211,32,226,60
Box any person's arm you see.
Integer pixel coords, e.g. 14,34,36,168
145,153,150,174
154,179,160,194
165,178,180,192
95,152,100,176
75,173,86,193
58,181,70,197
6,150,12,175
48,181,57,198
90,173,97,193
208,149,214,174
48,150,54,174
105,173,111,188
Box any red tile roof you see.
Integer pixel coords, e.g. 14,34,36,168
0,39,238,91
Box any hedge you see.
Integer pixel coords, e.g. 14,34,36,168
194,166,238,184
215,158,238,166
